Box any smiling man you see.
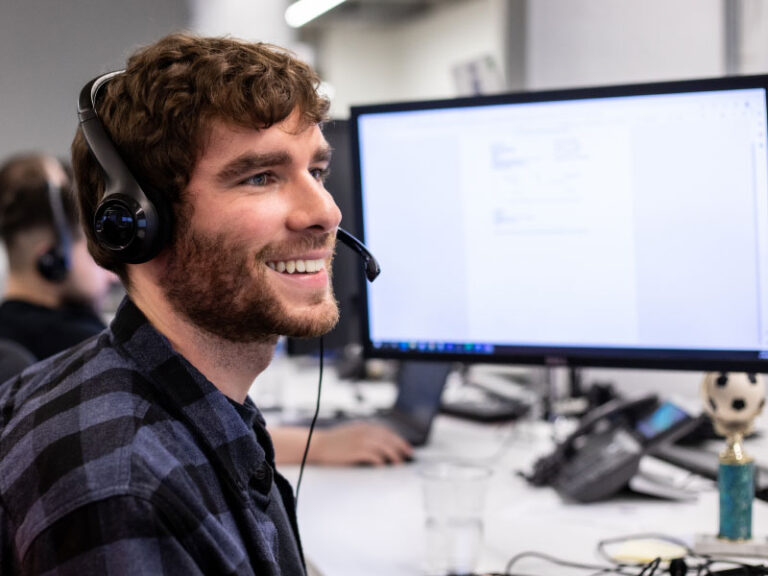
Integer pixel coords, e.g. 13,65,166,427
0,34,343,575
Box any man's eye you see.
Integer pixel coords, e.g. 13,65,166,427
310,167,330,182
242,173,271,186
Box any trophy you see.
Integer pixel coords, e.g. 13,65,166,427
700,372,765,543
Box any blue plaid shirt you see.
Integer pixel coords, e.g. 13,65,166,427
0,297,305,575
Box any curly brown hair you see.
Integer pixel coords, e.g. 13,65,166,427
71,32,330,283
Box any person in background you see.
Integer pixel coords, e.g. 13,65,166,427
0,153,117,360
0,33,408,575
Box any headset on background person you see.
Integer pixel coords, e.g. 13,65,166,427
36,179,73,283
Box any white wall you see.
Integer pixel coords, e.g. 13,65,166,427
316,0,729,118
189,0,298,50
0,0,190,162
316,0,515,117
526,0,726,89
735,0,768,74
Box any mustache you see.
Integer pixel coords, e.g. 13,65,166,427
257,231,337,261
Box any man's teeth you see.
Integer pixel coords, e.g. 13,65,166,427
267,259,324,274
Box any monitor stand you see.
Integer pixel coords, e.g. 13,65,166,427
539,365,590,421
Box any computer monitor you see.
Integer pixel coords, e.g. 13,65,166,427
351,75,768,372
286,119,362,357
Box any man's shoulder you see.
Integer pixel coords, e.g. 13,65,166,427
0,331,142,424
0,337,181,542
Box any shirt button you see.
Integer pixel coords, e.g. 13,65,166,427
250,462,273,494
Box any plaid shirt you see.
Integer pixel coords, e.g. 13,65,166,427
0,298,305,575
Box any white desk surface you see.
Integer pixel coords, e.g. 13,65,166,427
253,359,768,576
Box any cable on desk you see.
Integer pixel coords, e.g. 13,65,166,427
638,558,661,576
498,548,767,576
295,336,324,506
692,560,768,575
488,531,768,576
502,550,640,575
596,532,768,576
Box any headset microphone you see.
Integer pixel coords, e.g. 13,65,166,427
336,227,380,282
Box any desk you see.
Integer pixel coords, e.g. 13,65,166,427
276,414,768,576
254,359,768,575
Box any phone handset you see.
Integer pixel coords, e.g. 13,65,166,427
524,395,658,494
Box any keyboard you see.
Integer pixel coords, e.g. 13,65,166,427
440,393,530,423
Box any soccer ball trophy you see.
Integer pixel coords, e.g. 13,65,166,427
700,372,765,545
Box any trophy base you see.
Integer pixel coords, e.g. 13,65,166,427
694,533,768,557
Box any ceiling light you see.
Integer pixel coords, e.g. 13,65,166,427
285,0,347,28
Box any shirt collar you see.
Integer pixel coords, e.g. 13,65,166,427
110,296,274,496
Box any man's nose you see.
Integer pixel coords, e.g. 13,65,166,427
287,176,342,233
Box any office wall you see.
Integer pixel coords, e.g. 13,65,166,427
312,0,729,117
315,0,518,117
0,0,734,161
0,0,190,161
526,0,726,89
735,0,768,74
189,0,298,49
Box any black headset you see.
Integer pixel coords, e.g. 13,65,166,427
36,179,72,283
77,71,380,281
77,70,170,264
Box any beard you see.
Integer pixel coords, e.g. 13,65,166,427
162,220,340,343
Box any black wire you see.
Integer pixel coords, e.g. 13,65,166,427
638,558,661,576
504,550,638,575
294,336,324,506
499,535,768,576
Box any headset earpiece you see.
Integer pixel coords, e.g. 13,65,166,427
36,247,69,283
36,180,71,283
93,192,159,257
77,71,170,263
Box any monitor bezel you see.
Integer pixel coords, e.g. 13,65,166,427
349,74,768,372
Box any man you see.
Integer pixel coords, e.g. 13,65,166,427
0,153,117,360
0,33,408,575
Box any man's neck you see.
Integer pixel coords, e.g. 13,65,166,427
128,275,276,404
4,274,62,308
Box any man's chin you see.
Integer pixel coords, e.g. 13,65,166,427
280,307,340,339
271,294,338,337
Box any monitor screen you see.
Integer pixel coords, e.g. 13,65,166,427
351,75,768,372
